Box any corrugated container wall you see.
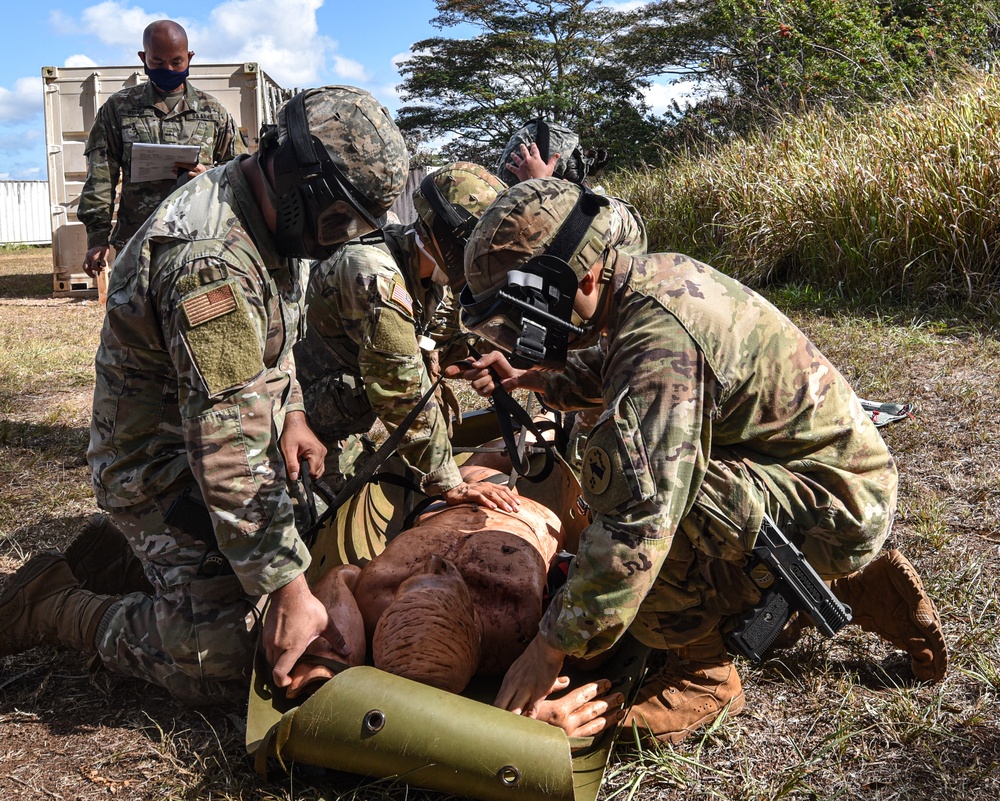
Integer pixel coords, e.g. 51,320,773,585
0,181,51,245
42,63,289,298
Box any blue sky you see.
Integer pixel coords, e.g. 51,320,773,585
0,1,687,180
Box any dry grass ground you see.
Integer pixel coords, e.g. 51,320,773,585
0,247,997,800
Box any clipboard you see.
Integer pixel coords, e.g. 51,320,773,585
130,143,201,182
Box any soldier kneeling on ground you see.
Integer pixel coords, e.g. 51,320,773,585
447,177,948,744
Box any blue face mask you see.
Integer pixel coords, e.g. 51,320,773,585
144,65,189,92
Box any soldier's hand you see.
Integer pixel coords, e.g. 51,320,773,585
533,676,626,738
444,351,540,397
264,573,350,689
83,245,112,278
495,633,566,718
175,161,207,185
507,142,560,182
280,410,327,481
442,480,520,513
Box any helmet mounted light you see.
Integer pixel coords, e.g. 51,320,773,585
263,92,387,259
460,186,610,369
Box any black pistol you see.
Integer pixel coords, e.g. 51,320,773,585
725,514,852,663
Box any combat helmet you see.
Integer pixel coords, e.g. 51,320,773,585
412,162,507,288
496,119,590,186
460,178,616,370
260,85,409,259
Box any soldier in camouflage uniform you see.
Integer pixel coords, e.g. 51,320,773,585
295,163,521,510
78,20,246,278
0,86,409,704
448,178,948,743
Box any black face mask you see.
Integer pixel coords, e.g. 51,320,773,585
260,93,386,260
144,66,188,92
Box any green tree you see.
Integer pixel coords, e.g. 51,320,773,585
395,1,679,168
641,0,1000,147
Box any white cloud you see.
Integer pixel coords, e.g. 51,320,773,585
331,55,369,83
49,1,345,88
193,0,337,87
603,1,650,11
64,55,99,68
374,81,404,110
0,77,43,123
49,2,171,50
644,78,705,115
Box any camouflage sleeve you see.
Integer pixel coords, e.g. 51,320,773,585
427,287,470,368
359,274,463,495
277,259,308,415
538,306,708,657
213,110,247,163
160,257,310,596
77,102,123,249
538,345,605,409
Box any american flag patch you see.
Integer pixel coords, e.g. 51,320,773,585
388,281,414,316
181,283,238,327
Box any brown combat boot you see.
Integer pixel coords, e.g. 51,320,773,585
64,514,153,596
831,549,947,683
0,551,116,656
622,631,745,744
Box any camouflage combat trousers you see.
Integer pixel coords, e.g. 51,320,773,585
627,447,892,650
95,484,260,704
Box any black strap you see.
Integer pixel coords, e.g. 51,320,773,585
285,92,320,175
534,118,551,163
467,343,555,483
545,187,607,262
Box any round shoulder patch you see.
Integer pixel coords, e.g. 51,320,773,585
582,445,612,495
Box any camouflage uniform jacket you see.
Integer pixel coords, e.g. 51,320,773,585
538,252,898,657
88,156,311,596
295,224,466,494
78,80,246,250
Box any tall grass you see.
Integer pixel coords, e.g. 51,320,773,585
607,73,1000,309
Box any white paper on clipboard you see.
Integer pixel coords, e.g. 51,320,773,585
130,143,202,182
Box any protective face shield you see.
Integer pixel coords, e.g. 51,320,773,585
261,92,387,259
460,187,611,370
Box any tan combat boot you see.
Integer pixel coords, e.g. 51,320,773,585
0,551,116,656
64,513,153,596
831,549,947,683
622,631,745,744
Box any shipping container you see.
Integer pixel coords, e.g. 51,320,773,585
0,181,51,245
42,62,289,298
